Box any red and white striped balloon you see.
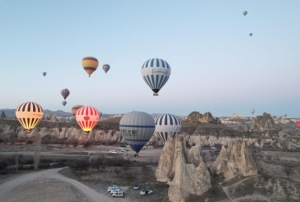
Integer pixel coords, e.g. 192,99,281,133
296,120,300,130
75,106,100,133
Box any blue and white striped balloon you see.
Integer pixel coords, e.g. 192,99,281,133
155,114,181,143
119,111,155,154
141,58,171,96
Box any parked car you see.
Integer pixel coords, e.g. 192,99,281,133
119,146,126,150
112,191,124,197
120,150,127,154
109,150,117,154
110,189,122,195
142,146,147,150
107,185,119,190
133,184,140,190
140,190,153,195
107,186,121,193
147,146,154,149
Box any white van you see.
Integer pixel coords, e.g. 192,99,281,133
112,191,124,197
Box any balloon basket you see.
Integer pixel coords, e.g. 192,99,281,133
153,93,158,96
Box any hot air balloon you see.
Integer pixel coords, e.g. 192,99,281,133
42,72,46,76
119,111,155,156
71,105,84,116
82,56,99,77
296,120,300,130
243,11,248,16
61,89,70,100
249,33,253,37
141,58,171,96
62,101,67,106
251,109,255,114
15,102,44,132
284,114,287,118
75,106,100,134
102,64,110,73
155,114,181,143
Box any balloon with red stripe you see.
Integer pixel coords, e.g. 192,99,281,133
75,106,100,134
296,120,300,130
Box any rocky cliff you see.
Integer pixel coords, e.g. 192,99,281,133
156,134,211,202
252,112,277,131
187,112,221,124
211,142,258,179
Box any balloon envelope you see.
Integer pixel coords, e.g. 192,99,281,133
284,114,287,117
155,114,181,143
15,102,44,132
119,111,155,153
249,33,253,37
42,72,46,76
82,57,99,77
251,109,255,114
102,64,110,73
61,89,70,100
75,106,100,133
141,58,171,96
296,120,300,130
72,105,84,116
62,101,67,106
243,11,248,16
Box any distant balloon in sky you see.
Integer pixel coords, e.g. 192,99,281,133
102,64,110,73
62,101,67,106
42,72,46,77
251,109,255,114
155,114,181,143
296,120,300,130
82,56,99,77
249,33,253,37
75,106,100,134
61,89,70,100
141,58,171,96
72,105,84,116
15,102,44,132
119,111,155,155
284,114,287,117
243,11,248,16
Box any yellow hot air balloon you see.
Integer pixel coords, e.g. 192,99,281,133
82,56,99,77
15,102,44,132
71,105,84,116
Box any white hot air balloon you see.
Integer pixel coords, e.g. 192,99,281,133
141,58,171,96
119,111,155,156
251,109,255,114
102,64,110,73
155,114,181,143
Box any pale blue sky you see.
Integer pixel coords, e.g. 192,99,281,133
0,0,299,117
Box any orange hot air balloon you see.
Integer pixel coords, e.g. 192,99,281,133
82,56,99,77
296,120,300,130
15,102,44,132
75,106,100,133
71,105,84,116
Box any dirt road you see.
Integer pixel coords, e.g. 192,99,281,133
0,168,128,202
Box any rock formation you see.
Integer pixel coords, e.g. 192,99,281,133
156,134,211,202
0,111,6,118
212,142,258,179
187,111,221,124
252,112,276,131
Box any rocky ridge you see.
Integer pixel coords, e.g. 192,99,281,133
156,134,211,202
211,142,258,179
